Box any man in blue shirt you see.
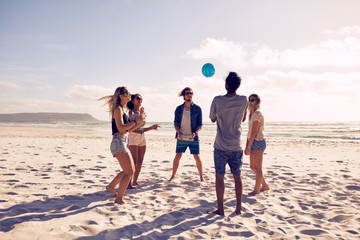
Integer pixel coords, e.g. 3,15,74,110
209,72,248,215
170,87,204,181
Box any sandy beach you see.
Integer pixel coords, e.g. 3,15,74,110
0,126,359,239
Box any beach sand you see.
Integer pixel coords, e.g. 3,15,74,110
0,126,359,239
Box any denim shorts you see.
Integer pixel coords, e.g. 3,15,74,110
214,148,243,175
176,139,200,155
251,139,266,151
110,135,129,156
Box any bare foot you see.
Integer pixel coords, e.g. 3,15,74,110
132,182,140,186
248,191,260,196
211,209,225,216
200,177,204,181
114,198,125,204
106,185,117,196
169,176,175,182
235,207,242,215
260,186,270,192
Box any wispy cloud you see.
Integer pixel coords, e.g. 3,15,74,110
0,80,52,90
66,85,113,101
187,27,360,69
246,70,360,95
252,37,360,68
186,38,250,68
0,81,24,89
323,25,360,35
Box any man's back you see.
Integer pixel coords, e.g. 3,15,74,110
210,95,248,151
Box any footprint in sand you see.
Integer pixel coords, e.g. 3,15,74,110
345,185,360,191
82,180,95,184
84,220,98,225
7,179,19,183
347,230,359,235
301,229,328,236
328,214,353,222
3,173,15,176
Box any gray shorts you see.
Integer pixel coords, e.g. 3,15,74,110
110,135,129,156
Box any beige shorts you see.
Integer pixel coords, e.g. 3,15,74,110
128,132,146,146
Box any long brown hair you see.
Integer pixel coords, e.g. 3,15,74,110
99,86,128,118
248,94,261,120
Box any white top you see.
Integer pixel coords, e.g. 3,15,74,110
209,95,248,151
180,109,193,140
247,109,265,140
129,113,146,131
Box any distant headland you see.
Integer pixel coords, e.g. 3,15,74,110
0,112,101,123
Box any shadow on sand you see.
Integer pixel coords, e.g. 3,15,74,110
0,191,114,232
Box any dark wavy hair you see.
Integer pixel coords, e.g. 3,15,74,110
127,94,141,110
179,87,193,97
225,72,241,93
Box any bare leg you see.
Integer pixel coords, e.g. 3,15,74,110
114,152,135,204
128,145,138,187
133,145,146,185
249,150,268,195
249,154,256,174
212,174,225,216
106,172,124,196
233,174,243,214
193,154,204,181
169,152,182,181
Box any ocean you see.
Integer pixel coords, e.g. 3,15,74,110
2,121,360,142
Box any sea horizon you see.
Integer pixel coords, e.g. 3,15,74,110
2,120,360,142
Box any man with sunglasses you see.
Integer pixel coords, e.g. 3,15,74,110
170,87,204,181
209,72,248,216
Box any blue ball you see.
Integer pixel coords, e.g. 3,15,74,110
202,63,215,77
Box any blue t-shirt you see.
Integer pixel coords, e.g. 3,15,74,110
209,95,248,151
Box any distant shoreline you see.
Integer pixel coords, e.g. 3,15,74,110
0,112,100,123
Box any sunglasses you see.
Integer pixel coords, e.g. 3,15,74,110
249,99,256,102
136,97,142,100
185,92,193,96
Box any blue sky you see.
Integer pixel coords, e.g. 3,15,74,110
1,0,360,122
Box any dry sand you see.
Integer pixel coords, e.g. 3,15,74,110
0,126,359,239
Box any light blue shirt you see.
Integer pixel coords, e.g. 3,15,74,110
209,95,248,151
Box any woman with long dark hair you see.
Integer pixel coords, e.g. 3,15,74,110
127,93,159,186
